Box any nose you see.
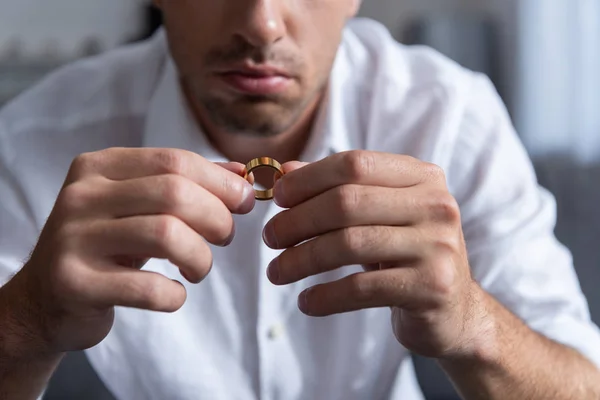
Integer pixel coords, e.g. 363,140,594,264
234,0,286,47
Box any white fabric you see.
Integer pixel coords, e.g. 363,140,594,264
1,18,599,400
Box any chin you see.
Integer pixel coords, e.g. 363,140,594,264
226,115,294,137
204,98,305,137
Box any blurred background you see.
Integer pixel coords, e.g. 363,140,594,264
1,1,598,399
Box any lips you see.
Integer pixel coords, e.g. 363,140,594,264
216,65,293,96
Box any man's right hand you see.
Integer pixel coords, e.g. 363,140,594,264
8,147,255,357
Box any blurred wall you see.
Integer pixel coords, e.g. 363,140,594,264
0,0,146,57
0,0,519,102
359,0,517,43
359,0,519,110
515,0,600,163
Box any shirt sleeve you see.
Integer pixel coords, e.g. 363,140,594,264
447,74,600,368
0,120,39,286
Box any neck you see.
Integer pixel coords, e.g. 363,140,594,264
186,91,323,166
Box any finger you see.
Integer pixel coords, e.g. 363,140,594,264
113,256,150,269
216,161,258,185
273,161,307,185
281,161,309,174
68,148,255,214
297,269,426,317
87,266,188,312
248,172,256,185
272,171,281,185
264,185,452,249
267,226,421,285
274,151,445,208
86,215,213,283
98,175,236,246
215,161,248,177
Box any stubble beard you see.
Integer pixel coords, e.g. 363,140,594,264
197,86,324,138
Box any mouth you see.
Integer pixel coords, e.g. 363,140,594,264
215,64,294,96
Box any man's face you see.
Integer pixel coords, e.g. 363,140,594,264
154,0,359,137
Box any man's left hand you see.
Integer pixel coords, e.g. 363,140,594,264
263,150,482,359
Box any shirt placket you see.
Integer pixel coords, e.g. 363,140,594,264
256,200,300,400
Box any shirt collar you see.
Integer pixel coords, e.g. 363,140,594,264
143,29,353,163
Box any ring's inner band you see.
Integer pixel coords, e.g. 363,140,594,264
244,157,284,201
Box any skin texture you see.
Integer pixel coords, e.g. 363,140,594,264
1,1,600,399
0,149,256,399
158,0,358,135
268,153,600,399
155,0,360,181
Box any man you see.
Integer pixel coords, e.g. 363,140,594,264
1,1,599,399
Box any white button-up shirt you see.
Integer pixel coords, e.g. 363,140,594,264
1,18,599,400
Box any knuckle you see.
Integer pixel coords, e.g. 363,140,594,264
341,227,362,254
57,183,87,212
340,227,373,256
52,223,84,254
342,151,376,181
50,254,88,298
68,152,97,180
422,162,447,183
151,215,182,247
158,175,191,210
335,185,362,216
57,181,99,214
347,274,375,304
154,149,187,175
52,257,75,288
432,235,460,256
34,224,89,299
427,191,461,223
428,255,457,297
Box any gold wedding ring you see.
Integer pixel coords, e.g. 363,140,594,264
244,157,284,201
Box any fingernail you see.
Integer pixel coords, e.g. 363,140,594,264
243,183,255,201
262,221,278,248
180,269,193,283
171,279,184,287
298,288,311,315
267,258,280,284
240,184,256,213
222,223,236,247
273,179,285,207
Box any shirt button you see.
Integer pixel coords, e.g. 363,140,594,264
267,323,285,340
